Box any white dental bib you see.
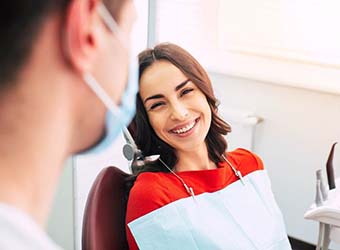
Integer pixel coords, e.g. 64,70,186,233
128,170,291,250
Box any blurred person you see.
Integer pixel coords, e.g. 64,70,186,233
0,0,137,249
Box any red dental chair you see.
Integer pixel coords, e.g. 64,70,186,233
82,166,132,250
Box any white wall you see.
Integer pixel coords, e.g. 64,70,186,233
210,72,340,245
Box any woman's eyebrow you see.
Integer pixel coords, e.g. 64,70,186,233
144,94,164,104
175,79,190,91
144,79,190,104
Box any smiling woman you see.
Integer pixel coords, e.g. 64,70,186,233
125,43,292,250
142,72,208,135
139,60,218,172
132,43,231,172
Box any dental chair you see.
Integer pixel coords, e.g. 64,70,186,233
82,166,131,250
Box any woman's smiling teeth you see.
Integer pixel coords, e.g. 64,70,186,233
171,120,197,134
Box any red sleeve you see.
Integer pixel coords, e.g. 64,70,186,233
125,173,166,250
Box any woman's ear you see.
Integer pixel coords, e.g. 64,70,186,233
63,0,101,73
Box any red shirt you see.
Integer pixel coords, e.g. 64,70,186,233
126,148,264,250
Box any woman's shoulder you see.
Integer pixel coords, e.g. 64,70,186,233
129,172,165,200
126,172,174,223
227,148,264,171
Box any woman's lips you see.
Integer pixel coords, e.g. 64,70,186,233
169,118,200,137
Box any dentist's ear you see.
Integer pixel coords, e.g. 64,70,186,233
63,0,101,73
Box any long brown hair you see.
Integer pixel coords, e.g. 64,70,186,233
129,43,231,174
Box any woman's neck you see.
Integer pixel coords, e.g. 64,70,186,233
174,143,216,172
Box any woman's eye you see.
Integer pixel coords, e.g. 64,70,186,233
180,88,194,97
150,102,164,110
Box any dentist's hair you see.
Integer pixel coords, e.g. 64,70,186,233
130,43,231,174
0,0,127,88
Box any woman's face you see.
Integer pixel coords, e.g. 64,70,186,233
139,60,212,153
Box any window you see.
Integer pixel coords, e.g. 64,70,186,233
150,0,340,94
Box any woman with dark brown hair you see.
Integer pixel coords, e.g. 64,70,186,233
125,43,291,250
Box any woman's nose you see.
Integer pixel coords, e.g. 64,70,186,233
169,102,189,121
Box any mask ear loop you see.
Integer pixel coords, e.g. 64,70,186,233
97,2,128,50
83,2,132,113
83,73,120,114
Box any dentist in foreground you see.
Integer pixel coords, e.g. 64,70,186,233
0,0,137,249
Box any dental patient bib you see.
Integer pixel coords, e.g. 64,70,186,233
126,148,291,250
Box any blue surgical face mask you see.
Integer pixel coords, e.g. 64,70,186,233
79,3,138,155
